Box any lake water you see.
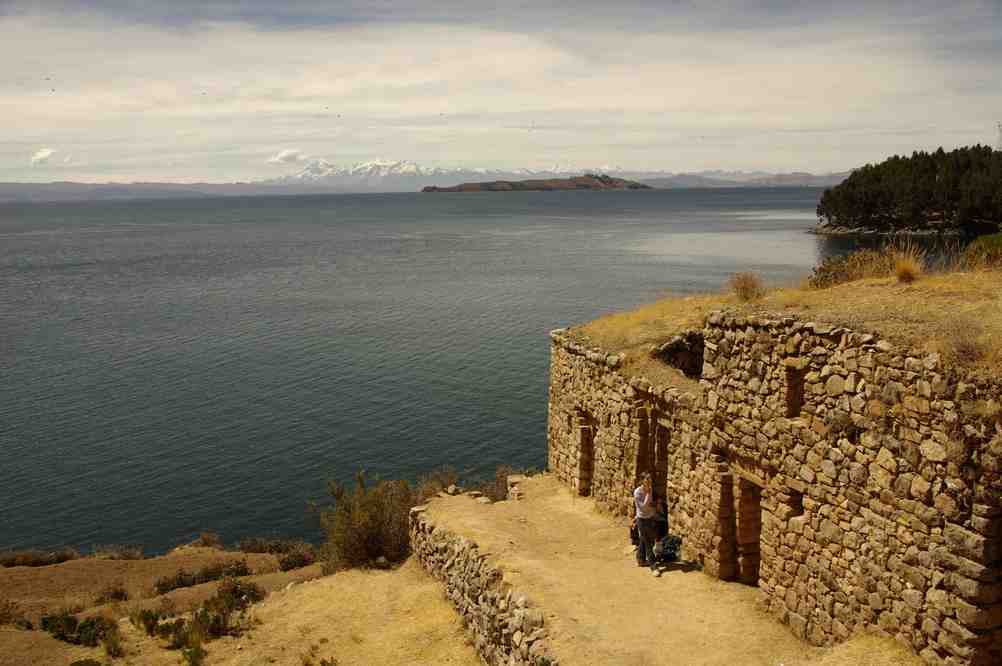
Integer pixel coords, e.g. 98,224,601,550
1,188,856,553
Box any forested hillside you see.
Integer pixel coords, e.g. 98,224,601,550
816,145,1002,234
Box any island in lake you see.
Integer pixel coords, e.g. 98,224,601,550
422,173,652,192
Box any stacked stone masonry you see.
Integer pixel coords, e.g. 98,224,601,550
409,505,558,666
547,312,1001,665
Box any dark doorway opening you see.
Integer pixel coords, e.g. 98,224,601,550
575,410,596,497
735,478,763,585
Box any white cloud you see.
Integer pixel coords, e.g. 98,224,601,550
30,147,55,165
266,148,309,165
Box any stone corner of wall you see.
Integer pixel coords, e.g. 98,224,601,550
409,509,561,666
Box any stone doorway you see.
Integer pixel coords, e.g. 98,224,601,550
735,478,763,585
717,473,764,585
575,411,596,497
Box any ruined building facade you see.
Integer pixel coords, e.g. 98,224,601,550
547,313,1001,665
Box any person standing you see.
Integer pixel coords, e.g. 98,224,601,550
634,472,657,567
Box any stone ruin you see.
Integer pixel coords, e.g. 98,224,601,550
547,312,1001,665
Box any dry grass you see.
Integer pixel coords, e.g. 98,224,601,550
810,632,923,665
729,272,766,301
572,268,1002,378
892,244,926,283
572,294,724,388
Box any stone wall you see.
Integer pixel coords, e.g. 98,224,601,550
409,504,558,666
547,312,1002,665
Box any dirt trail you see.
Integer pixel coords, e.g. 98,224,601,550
427,474,921,666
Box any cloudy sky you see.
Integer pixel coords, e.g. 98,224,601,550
2,1,1000,182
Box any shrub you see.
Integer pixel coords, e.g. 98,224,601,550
414,467,459,504
102,620,125,658
91,544,144,560
0,599,32,629
0,547,80,568
728,272,765,301
944,322,987,365
473,465,519,502
194,531,224,549
962,232,1002,269
279,542,317,571
145,577,264,659
95,582,129,604
320,472,414,570
132,608,163,637
808,249,893,288
70,661,105,666
891,243,926,283
41,611,117,647
154,559,251,595
181,632,208,666
237,537,302,554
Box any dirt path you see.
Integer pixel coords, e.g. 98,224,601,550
426,474,921,666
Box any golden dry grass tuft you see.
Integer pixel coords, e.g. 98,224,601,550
892,245,926,283
729,272,766,301
810,632,923,665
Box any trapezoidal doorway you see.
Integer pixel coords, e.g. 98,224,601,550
735,478,763,585
575,410,596,497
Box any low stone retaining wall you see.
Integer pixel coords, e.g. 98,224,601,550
409,504,558,666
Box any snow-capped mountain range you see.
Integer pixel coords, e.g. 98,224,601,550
262,158,846,191
0,159,849,203
263,158,654,190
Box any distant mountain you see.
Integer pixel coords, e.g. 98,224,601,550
0,161,851,203
266,159,849,191
642,171,850,189
422,174,652,193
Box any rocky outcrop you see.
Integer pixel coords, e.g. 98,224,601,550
410,505,558,666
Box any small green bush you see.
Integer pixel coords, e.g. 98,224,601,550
194,531,224,549
237,536,302,554
414,467,459,504
143,577,265,658
320,472,414,570
153,559,251,595
729,272,766,301
41,611,117,647
131,608,163,637
0,599,32,629
102,621,125,658
279,542,317,571
95,582,129,604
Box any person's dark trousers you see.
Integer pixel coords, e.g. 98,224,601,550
636,517,656,565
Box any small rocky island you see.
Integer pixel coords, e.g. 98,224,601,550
422,173,652,192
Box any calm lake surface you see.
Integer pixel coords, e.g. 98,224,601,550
1,188,857,553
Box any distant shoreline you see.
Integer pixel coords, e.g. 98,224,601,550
809,225,965,237
422,174,651,193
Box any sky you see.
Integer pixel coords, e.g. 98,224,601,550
1,1,1000,183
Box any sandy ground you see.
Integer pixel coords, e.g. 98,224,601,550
426,474,922,666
